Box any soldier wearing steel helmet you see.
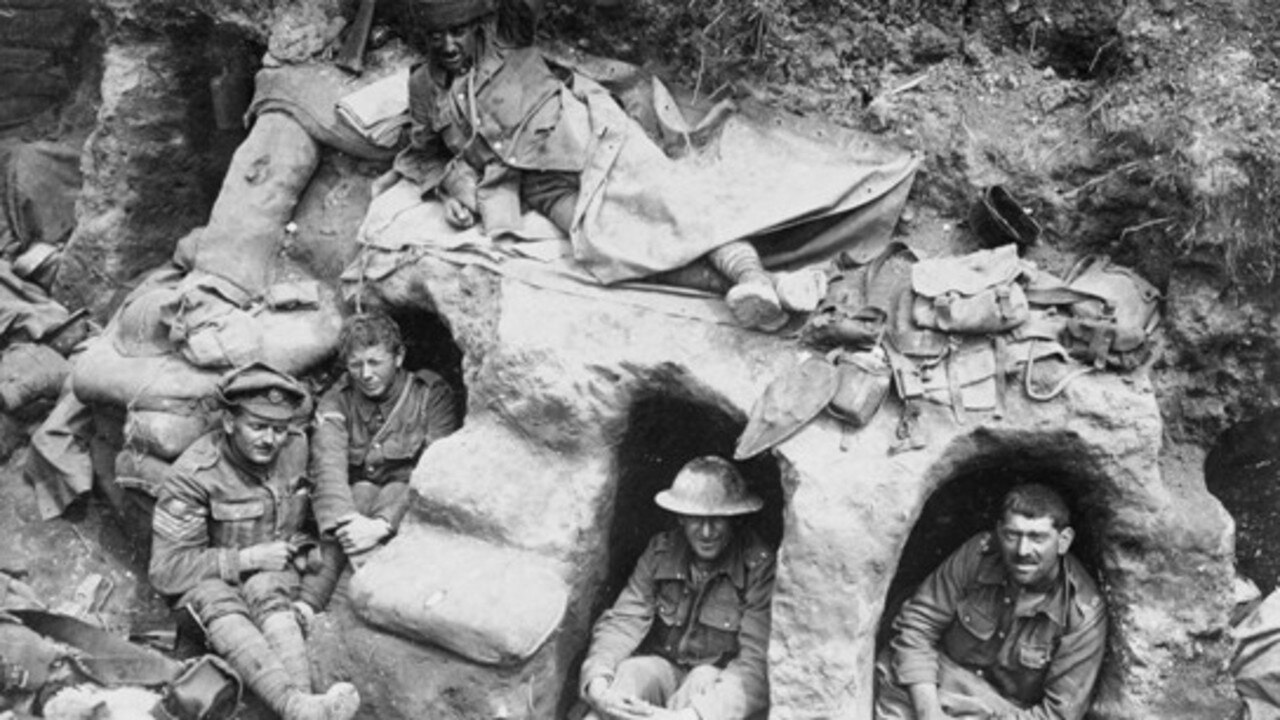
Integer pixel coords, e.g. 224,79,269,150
149,363,360,720
578,456,774,720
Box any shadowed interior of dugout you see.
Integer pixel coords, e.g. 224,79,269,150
559,377,784,715
875,445,1112,652
1205,409,1280,595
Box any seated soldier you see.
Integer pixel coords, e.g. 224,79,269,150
875,483,1107,720
310,311,459,566
579,456,774,720
149,364,360,720
393,0,790,331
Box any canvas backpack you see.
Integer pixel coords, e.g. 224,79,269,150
910,244,1030,335
1062,256,1161,369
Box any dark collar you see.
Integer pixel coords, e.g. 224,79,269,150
975,544,1073,626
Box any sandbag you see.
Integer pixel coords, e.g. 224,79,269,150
71,335,222,409
182,113,320,295
114,446,174,499
350,525,568,666
124,398,217,463
0,342,68,416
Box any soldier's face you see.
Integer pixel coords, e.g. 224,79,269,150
346,344,404,401
997,512,1073,589
680,515,734,563
224,412,291,467
427,21,482,75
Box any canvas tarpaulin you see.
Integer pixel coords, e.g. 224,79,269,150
568,78,921,282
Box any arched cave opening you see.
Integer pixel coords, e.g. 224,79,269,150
605,381,784,604
560,377,784,716
1205,410,1280,595
385,306,467,414
876,447,1112,651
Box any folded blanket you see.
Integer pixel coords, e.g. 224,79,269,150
336,67,411,148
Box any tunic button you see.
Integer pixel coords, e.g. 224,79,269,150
493,141,503,149
997,631,1005,639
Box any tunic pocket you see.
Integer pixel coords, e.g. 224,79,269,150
656,582,688,627
211,499,265,522
956,600,999,642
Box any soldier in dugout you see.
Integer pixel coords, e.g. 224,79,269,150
875,483,1107,720
578,456,775,720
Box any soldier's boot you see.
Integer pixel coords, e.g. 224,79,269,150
708,241,788,332
205,614,360,720
261,611,312,692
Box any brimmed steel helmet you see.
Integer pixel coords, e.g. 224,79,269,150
654,456,764,517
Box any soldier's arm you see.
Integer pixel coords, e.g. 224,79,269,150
1000,602,1107,720
364,376,458,531
688,549,775,720
891,535,986,695
149,470,240,596
422,376,460,444
309,388,357,536
391,66,454,190
579,537,662,697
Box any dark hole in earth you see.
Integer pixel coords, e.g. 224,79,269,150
1205,410,1280,594
876,447,1111,651
388,307,467,415
560,378,784,715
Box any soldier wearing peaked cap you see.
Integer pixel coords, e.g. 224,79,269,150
578,456,775,720
150,363,361,720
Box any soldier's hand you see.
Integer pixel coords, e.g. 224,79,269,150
443,196,477,229
585,677,652,720
336,515,391,555
240,541,292,571
293,600,317,634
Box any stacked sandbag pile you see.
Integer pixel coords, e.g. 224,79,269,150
26,109,353,522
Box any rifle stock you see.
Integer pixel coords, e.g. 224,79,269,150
336,0,376,74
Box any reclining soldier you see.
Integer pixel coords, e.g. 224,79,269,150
578,456,774,720
149,364,360,720
393,0,791,331
310,311,459,568
875,483,1107,720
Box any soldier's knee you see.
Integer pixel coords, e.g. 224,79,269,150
242,571,298,617
182,580,249,624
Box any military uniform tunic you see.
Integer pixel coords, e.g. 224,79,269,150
581,529,775,720
884,531,1107,720
309,368,458,536
150,430,328,620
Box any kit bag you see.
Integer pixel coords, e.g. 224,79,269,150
800,242,916,351
1062,255,1161,369
911,244,1030,334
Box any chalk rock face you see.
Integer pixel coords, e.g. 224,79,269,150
309,250,1239,719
